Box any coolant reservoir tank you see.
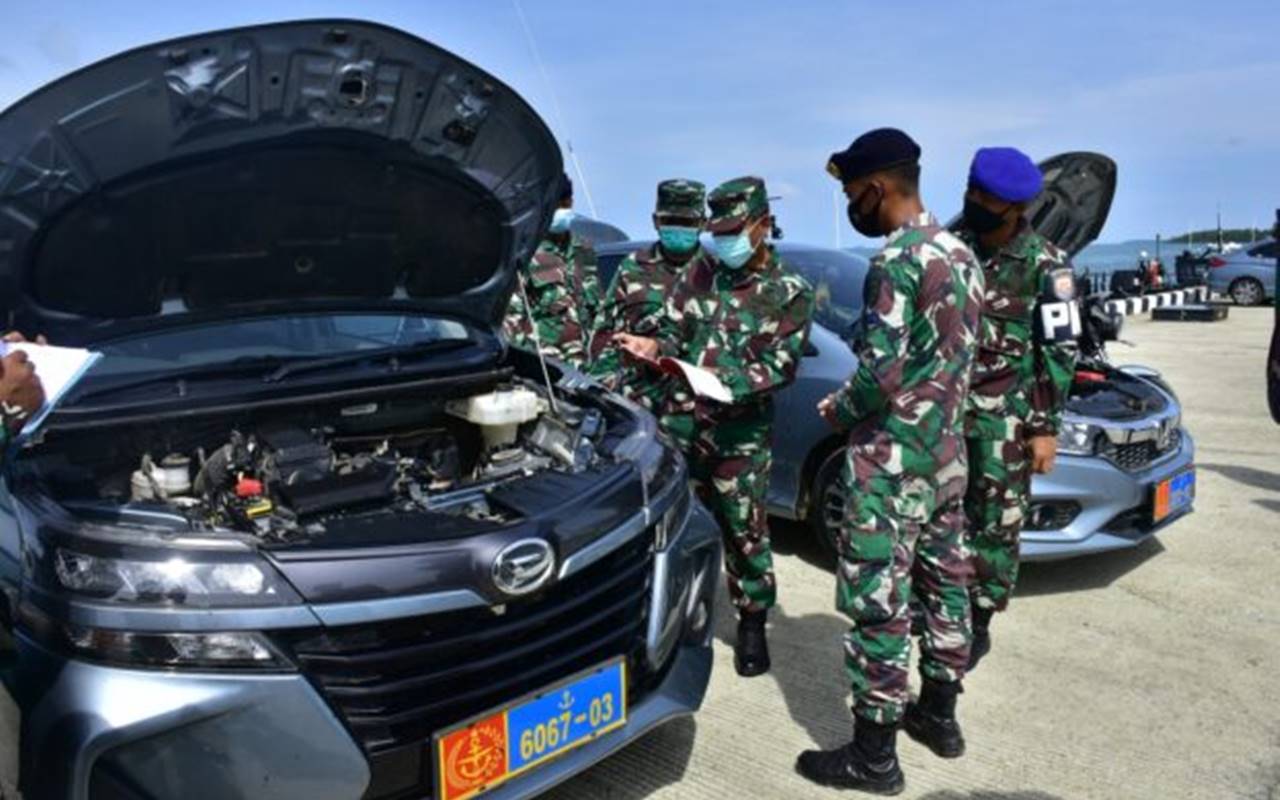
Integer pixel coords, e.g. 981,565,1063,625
447,388,541,449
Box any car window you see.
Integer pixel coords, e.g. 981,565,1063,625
1249,242,1277,259
596,251,629,288
779,248,869,336
88,313,472,378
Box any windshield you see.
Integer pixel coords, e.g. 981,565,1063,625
87,313,474,380
781,248,869,336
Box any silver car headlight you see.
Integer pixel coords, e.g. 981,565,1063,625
52,549,300,607
19,602,291,670
1057,419,1100,456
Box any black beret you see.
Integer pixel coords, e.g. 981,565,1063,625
559,173,573,201
826,128,921,182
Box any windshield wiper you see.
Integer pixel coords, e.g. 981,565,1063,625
69,355,304,403
262,339,473,383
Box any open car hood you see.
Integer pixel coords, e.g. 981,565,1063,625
1026,152,1117,258
949,151,1117,259
0,20,562,345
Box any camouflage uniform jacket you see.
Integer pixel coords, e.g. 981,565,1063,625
829,212,985,477
541,234,603,330
502,247,589,368
656,247,814,449
958,223,1078,440
587,243,699,408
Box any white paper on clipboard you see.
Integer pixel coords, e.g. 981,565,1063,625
0,342,103,439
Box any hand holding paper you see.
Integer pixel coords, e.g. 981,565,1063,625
0,341,102,439
655,358,733,403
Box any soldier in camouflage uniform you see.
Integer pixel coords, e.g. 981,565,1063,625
587,179,707,410
953,147,1078,671
616,177,813,678
798,129,984,795
501,175,600,368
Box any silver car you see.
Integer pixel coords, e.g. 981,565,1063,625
1,21,719,800
1207,240,1277,305
596,153,1196,562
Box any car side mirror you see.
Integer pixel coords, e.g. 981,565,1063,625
803,341,819,358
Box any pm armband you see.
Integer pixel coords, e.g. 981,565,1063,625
1036,268,1082,344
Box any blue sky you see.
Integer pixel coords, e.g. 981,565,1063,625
1,0,1276,245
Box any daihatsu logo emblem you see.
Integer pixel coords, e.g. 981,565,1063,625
492,539,556,597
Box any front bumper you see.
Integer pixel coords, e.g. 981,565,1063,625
15,636,713,800
1021,428,1196,561
14,505,721,800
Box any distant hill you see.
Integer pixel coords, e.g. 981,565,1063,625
1165,227,1272,245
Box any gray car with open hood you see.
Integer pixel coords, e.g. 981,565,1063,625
0,20,720,800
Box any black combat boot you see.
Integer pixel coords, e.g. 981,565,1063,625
733,609,771,677
796,718,905,794
967,606,994,671
904,677,965,758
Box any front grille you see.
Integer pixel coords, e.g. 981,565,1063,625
276,528,656,800
1100,429,1181,472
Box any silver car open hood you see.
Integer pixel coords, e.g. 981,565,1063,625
0,20,562,345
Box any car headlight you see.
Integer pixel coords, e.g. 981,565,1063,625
65,627,288,669
19,603,291,670
52,549,300,607
1057,419,1100,455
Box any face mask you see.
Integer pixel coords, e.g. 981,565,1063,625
847,184,885,237
658,225,701,254
549,208,575,234
962,198,1010,234
713,223,759,270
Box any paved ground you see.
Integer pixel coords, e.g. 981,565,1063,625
546,306,1280,800
3,307,1277,800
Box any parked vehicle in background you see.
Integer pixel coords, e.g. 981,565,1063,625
0,20,720,800
571,215,630,246
1207,239,1277,305
596,152,1196,563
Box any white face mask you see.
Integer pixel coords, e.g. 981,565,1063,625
549,208,575,234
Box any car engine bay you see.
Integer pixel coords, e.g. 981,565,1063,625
26,379,618,543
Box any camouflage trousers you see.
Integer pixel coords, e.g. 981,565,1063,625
964,430,1031,613
837,451,972,726
687,442,776,613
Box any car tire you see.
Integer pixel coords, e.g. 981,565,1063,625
1229,277,1265,306
808,451,845,565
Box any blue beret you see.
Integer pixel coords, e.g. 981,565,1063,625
827,128,921,182
968,147,1042,203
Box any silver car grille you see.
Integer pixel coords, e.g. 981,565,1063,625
1099,427,1181,472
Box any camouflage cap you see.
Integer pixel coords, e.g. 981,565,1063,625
707,176,769,233
655,179,706,219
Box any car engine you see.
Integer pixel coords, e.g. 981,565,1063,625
50,384,608,542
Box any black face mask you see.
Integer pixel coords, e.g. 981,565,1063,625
962,198,1011,234
847,184,885,237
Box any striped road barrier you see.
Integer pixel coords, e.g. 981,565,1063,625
1103,286,1210,317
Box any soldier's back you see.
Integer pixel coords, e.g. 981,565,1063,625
865,215,984,465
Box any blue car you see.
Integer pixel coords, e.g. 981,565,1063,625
595,152,1195,562
1207,240,1277,305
